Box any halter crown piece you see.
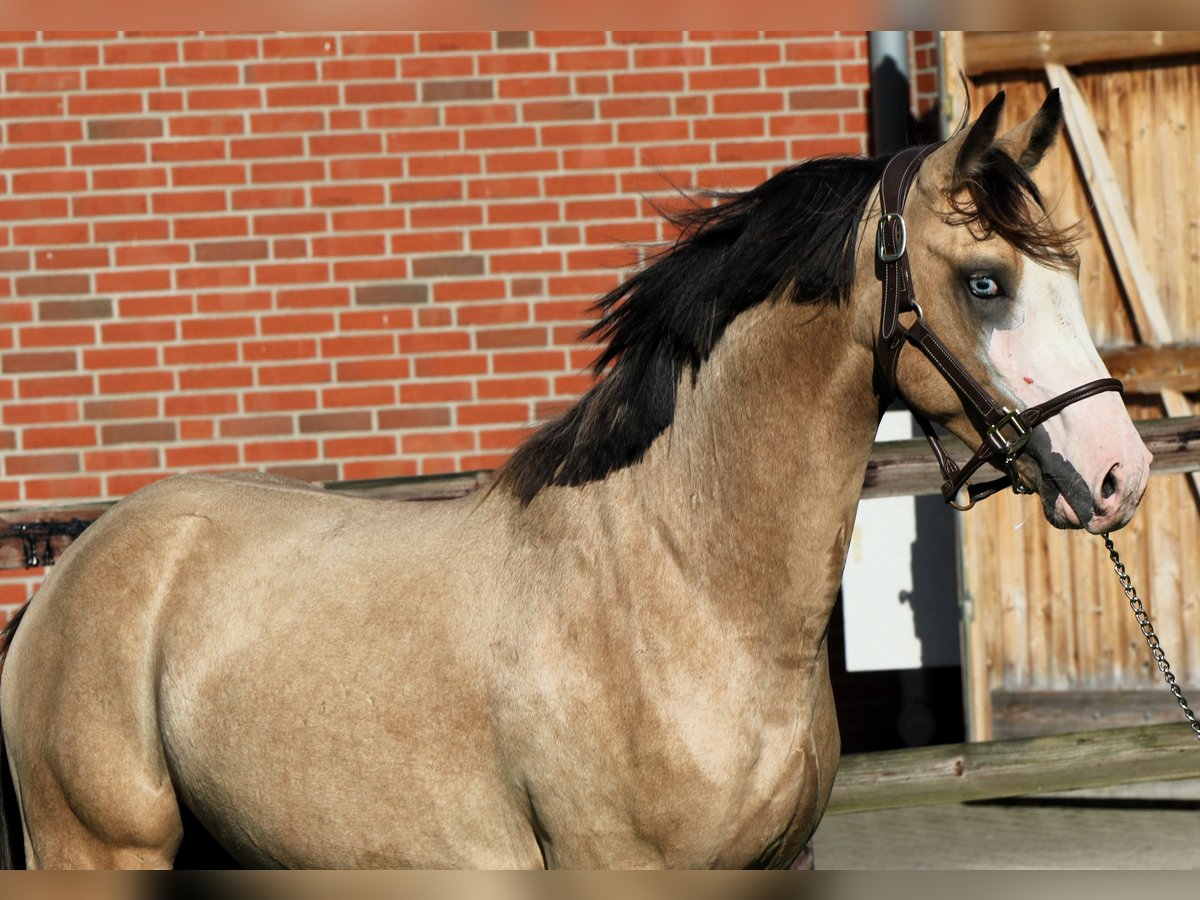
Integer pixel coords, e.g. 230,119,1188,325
874,144,1124,511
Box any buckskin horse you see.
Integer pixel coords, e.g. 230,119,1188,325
0,91,1151,868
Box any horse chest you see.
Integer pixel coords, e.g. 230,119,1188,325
524,655,835,868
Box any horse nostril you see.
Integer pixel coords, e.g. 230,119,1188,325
1101,464,1120,500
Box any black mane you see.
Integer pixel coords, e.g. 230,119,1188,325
493,154,890,505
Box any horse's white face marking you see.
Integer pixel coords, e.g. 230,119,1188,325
982,258,1152,532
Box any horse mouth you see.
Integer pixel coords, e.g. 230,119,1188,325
1012,432,1096,531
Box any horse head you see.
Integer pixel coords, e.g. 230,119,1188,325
866,90,1151,533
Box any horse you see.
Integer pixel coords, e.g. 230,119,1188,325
0,90,1152,868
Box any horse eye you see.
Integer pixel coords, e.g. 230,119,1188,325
967,274,1003,299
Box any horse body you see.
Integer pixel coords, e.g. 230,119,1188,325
4,300,873,868
1,91,1153,868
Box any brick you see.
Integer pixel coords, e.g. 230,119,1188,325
92,168,168,190
164,393,239,417
487,252,561,273
244,61,319,83
194,240,270,263
401,431,475,454
162,341,239,366
454,301,529,324
256,315,334,344
265,463,339,482
83,346,158,369
522,100,595,122
86,117,163,140
250,111,325,133
17,375,92,399
178,366,254,391
486,201,560,224
164,63,240,86
319,334,395,358
398,331,471,354
252,213,327,236
23,425,96,450
220,416,294,438
266,85,339,108
323,384,397,408
6,452,79,476
712,92,785,114
254,262,329,285
3,400,77,425
599,97,671,119
99,370,174,394
355,284,429,306
411,256,484,278
299,411,372,434
84,447,161,471
456,403,528,426
400,381,473,404
378,407,452,429
84,398,160,420
390,231,464,254
7,69,81,92
38,299,113,322
187,88,262,111
321,58,397,80
164,445,239,469
0,96,66,118
476,376,549,399
7,120,81,144
67,93,145,116
244,439,319,463
95,269,173,294
100,421,175,445
243,339,317,361
497,76,571,99
16,274,90,298
333,357,412,381
26,476,104,500
274,288,351,310
485,151,558,174
401,55,474,79
0,198,69,221
539,123,614,146
23,43,99,66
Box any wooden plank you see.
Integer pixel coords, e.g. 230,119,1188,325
963,31,1200,76
938,31,968,139
1101,344,1200,394
2,417,1199,571
826,722,1200,815
991,690,1199,739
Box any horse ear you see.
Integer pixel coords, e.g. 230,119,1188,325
953,90,1006,183
996,88,1064,173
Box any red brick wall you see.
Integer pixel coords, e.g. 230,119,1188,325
0,30,940,613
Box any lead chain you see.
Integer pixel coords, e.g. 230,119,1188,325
1102,533,1200,742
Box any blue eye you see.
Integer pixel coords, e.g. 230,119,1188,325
967,274,1003,298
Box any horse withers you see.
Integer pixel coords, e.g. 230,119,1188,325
0,91,1150,868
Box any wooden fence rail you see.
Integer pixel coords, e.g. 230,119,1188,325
827,722,1200,815
2,415,1198,571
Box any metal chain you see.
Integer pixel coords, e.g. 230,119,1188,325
1102,532,1200,742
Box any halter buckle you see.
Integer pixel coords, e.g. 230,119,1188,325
985,408,1031,463
876,212,907,263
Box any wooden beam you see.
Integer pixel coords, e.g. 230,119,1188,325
2,417,1198,572
1046,62,1175,347
963,31,1200,76
938,31,968,140
826,722,1200,815
1101,344,1200,394
990,689,1198,740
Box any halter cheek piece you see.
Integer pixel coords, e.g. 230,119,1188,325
875,144,1124,511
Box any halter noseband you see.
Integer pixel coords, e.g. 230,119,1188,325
875,144,1124,511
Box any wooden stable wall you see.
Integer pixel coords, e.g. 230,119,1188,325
947,33,1200,740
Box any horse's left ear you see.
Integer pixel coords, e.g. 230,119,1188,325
996,88,1064,173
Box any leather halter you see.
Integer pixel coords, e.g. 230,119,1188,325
874,144,1124,511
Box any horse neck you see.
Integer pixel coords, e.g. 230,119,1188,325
603,297,881,647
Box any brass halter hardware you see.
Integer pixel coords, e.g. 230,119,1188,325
874,145,1124,510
